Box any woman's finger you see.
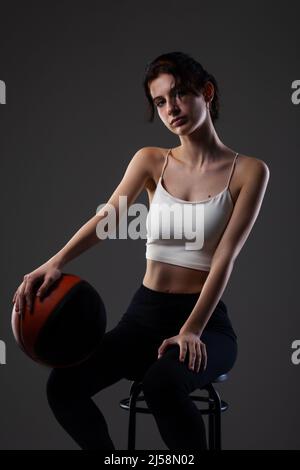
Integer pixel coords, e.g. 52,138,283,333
18,279,28,316
188,341,197,370
158,339,169,358
14,293,19,312
179,341,188,362
200,342,207,370
195,341,202,373
23,275,36,312
12,288,19,304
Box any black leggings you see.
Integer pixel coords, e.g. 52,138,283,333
46,283,238,451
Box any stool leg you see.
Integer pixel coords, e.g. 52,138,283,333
214,400,222,450
128,382,142,451
208,397,216,450
208,385,222,450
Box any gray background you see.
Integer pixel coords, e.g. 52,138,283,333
1,0,299,450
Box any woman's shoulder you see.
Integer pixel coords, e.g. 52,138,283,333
237,153,270,182
136,146,166,160
130,147,165,190
237,152,269,170
135,146,167,177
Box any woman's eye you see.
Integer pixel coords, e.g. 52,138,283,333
155,90,186,107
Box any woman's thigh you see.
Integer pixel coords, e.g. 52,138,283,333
47,318,159,398
142,330,238,395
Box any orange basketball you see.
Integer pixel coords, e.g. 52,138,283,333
11,273,107,368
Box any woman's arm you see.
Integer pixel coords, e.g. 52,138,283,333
179,157,270,336
13,147,156,314
46,147,155,269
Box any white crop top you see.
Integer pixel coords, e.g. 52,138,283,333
145,149,239,271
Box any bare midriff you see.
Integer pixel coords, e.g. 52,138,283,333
142,259,208,294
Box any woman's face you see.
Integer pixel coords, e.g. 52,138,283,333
149,73,212,135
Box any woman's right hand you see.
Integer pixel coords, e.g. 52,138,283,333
12,262,63,315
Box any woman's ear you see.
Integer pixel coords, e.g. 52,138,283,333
203,80,214,104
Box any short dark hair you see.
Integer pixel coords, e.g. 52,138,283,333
143,51,220,124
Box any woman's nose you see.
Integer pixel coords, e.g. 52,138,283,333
167,99,180,115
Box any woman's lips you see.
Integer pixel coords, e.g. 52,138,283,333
172,116,187,127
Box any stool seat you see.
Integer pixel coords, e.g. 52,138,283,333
119,373,230,450
212,373,228,383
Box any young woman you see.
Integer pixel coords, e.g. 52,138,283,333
12,51,270,451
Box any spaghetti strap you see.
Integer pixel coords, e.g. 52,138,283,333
226,152,239,189
159,148,172,180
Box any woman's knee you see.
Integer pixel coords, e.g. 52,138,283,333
46,369,84,407
142,352,186,404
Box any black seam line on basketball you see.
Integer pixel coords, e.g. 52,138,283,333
34,280,85,358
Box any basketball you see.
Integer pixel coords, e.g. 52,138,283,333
11,273,107,368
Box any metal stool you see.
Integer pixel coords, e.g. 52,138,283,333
119,373,229,450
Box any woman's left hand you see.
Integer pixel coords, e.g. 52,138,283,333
157,332,207,373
